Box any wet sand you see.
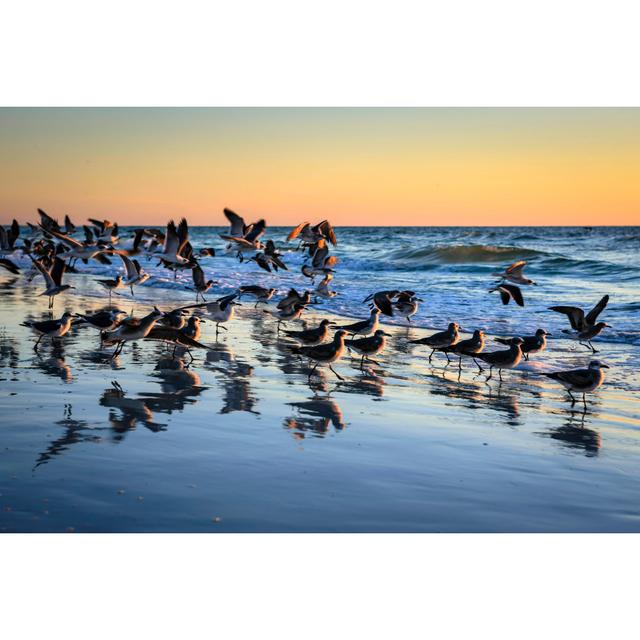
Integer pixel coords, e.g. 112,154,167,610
1,274,640,532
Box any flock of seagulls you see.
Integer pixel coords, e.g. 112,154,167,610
0,208,616,410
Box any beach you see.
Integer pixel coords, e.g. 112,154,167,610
1,266,639,533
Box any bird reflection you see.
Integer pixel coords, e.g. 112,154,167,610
536,409,601,457
33,404,97,470
284,395,346,439
340,371,386,398
100,381,162,436
205,343,258,414
0,333,20,369
33,345,73,383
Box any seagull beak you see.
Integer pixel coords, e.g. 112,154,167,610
382,331,392,337
416,298,424,302
601,363,610,368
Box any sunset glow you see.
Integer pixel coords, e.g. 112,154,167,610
1,107,638,226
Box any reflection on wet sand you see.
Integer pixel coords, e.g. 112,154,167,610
205,343,259,414
535,409,602,457
285,394,346,439
33,404,97,470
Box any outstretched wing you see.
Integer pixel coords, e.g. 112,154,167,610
505,284,524,307
316,220,337,246
548,305,585,331
223,208,246,236
29,256,55,289
50,257,66,286
244,218,266,242
585,295,609,326
287,222,309,241
192,264,205,288
506,260,526,275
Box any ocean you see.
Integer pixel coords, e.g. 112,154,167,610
52,225,639,347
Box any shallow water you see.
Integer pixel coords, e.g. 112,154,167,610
1,261,639,532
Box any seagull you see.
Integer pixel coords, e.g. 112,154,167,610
541,360,609,408
102,307,164,359
114,252,150,295
41,225,110,264
183,315,205,342
468,337,524,381
409,322,460,362
159,308,189,330
303,239,338,280
495,328,549,360
292,329,348,381
277,288,312,310
441,329,485,370
314,273,337,301
237,285,277,308
219,208,266,261
283,318,335,346
489,283,524,307
337,308,380,337
0,219,20,256
249,240,288,273
562,323,611,353
183,294,241,337
492,260,536,285
363,290,399,317
73,309,128,332
160,218,196,267
21,312,74,351
264,302,306,333
96,274,124,302
393,291,423,322
346,329,391,369
144,326,211,363
88,218,119,245
287,220,337,248
29,256,74,309
186,264,215,302
198,247,216,258
548,295,610,351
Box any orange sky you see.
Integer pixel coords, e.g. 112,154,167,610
0,108,638,226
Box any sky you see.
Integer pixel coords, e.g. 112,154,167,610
0,107,638,226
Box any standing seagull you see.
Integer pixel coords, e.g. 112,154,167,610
393,291,423,322
489,283,525,307
337,308,380,337
264,302,306,333
441,329,485,371
492,260,537,285
21,312,74,352
293,329,348,381
346,329,391,370
549,295,610,352
102,307,164,359
96,274,124,302
29,256,74,309
468,337,524,381
237,285,276,308
541,360,609,408
283,319,334,346
409,322,460,363
495,328,549,361
183,294,241,337
186,264,215,302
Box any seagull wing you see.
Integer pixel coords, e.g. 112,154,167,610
38,208,60,231
30,256,55,289
548,305,585,331
176,218,190,254
374,292,394,316
287,222,309,241
118,253,139,280
506,260,526,275
316,220,337,246
163,220,180,255
8,219,20,247
585,295,609,326
244,219,266,242
217,293,237,311
40,225,82,248
50,257,66,286
192,264,205,288
504,284,524,307
0,258,20,274
0,226,7,250
223,208,246,236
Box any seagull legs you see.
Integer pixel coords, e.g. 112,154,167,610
568,390,576,407
33,333,44,352
428,348,434,363
329,365,344,381
308,362,319,381
486,367,493,381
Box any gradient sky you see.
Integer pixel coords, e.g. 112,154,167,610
0,108,638,226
